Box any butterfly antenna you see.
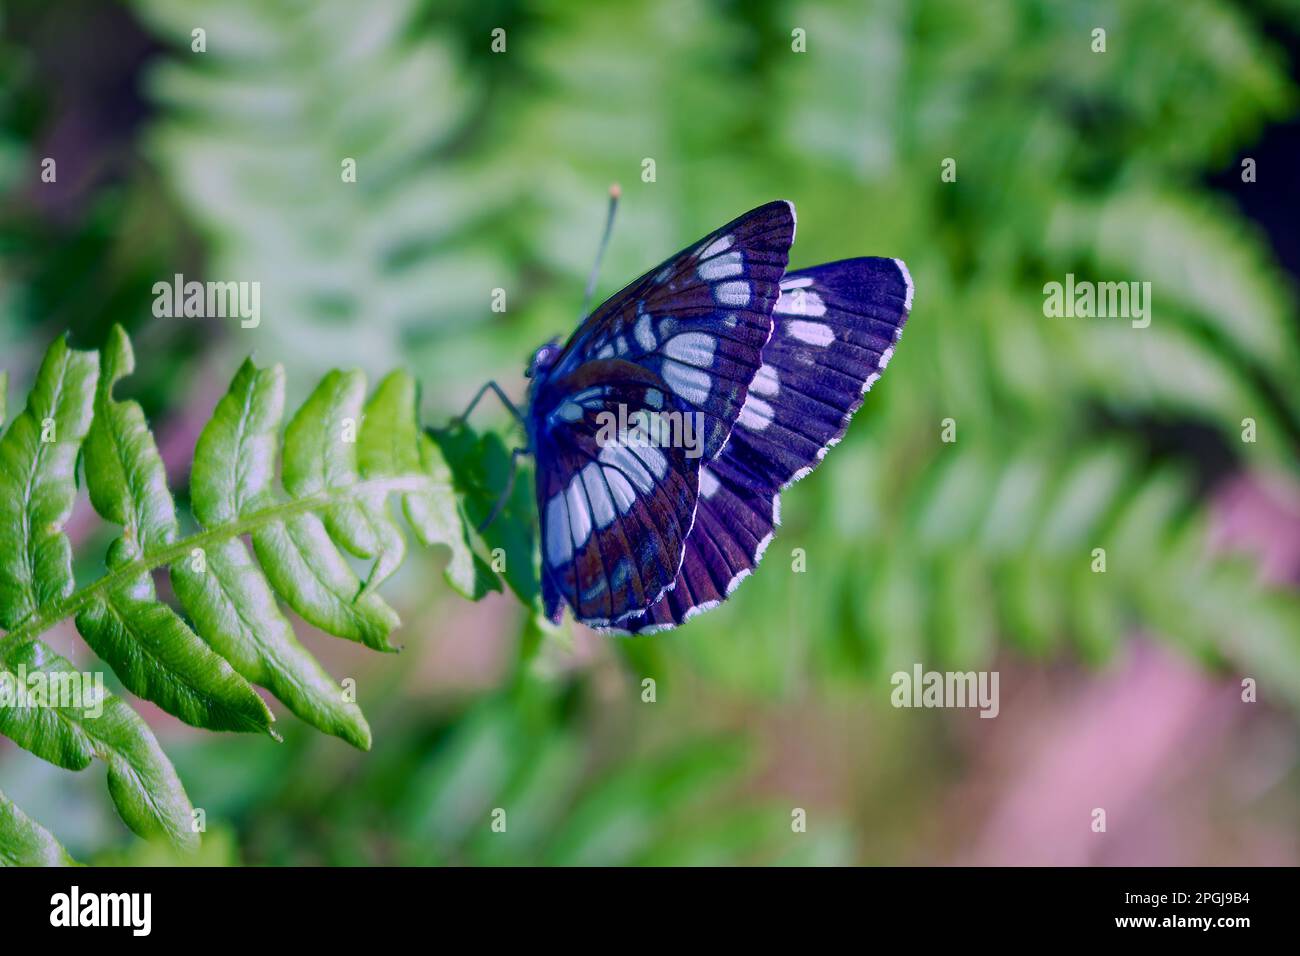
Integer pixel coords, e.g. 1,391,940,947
579,183,620,319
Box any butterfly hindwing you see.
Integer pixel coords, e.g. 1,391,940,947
627,455,778,633
726,257,913,490
622,257,913,633
534,363,700,626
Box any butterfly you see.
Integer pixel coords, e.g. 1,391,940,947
523,199,912,632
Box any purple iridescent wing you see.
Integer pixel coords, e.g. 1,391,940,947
622,257,913,633
533,202,798,626
535,361,701,627
544,200,796,461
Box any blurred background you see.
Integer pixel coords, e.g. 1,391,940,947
2,0,1299,865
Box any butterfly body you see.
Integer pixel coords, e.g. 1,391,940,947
525,200,912,632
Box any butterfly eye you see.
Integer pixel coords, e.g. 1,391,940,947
527,341,561,379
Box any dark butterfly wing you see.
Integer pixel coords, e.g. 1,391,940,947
535,362,700,627
534,202,797,626
721,257,913,489
545,200,796,461
620,454,779,632
621,257,913,633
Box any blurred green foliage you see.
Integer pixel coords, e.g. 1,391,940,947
2,0,1299,863
152,679,852,865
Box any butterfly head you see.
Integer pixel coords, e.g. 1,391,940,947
525,338,562,381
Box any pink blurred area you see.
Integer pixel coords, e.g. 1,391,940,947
948,473,1300,865
952,643,1295,865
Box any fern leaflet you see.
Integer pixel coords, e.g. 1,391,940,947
0,326,487,853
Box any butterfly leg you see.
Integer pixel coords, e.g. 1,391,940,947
453,380,525,428
478,446,530,533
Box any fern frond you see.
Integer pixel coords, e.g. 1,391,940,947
0,637,199,850
78,327,275,736
0,326,485,851
128,0,506,387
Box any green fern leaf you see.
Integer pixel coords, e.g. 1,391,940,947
0,335,97,631
407,430,500,601
0,638,198,850
1,325,487,852
232,363,403,651
433,426,540,613
0,787,79,866
77,327,274,735
174,352,466,735
171,535,372,751
282,369,393,587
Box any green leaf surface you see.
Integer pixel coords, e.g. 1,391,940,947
79,327,273,734
0,787,79,866
352,371,420,592
282,369,378,560
82,326,180,562
407,431,500,600
1,326,486,854
172,538,372,750
433,425,540,613
0,336,98,630
75,574,274,735
252,515,402,650
199,362,402,650
0,638,198,851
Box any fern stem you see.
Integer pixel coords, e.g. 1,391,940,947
0,476,447,654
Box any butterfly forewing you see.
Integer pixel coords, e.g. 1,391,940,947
548,200,796,461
